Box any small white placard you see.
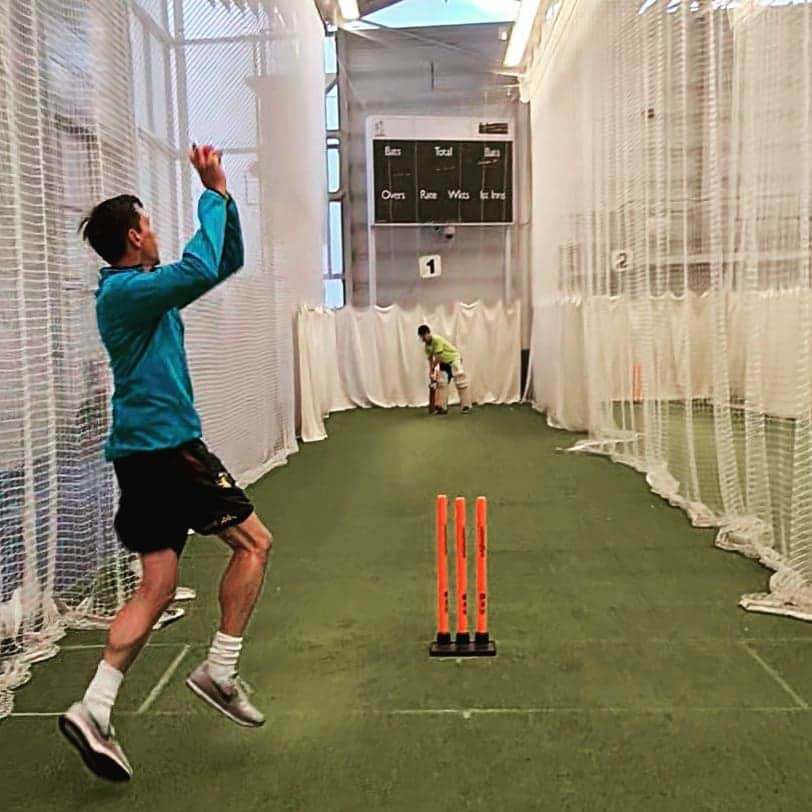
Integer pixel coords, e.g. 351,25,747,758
419,254,442,279
611,249,632,272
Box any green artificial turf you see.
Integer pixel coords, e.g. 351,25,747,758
3,406,812,811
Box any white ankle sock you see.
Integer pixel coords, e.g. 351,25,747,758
207,631,243,684
83,660,124,734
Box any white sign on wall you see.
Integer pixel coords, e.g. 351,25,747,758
419,254,442,279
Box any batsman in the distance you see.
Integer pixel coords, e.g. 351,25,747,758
59,144,272,782
419,324,472,415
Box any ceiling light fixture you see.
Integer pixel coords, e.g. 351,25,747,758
338,0,360,22
503,0,542,68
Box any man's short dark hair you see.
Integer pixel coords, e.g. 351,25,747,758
79,194,143,265
418,324,431,337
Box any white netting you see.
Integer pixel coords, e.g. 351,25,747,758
0,0,324,717
0,0,138,715
526,0,812,618
167,0,319,483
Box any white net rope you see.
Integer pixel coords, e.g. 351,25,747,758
0,0,320,717
0,0,137,718
526,0,812,619
167,0,302,484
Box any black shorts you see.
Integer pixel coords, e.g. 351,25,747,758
113,440,254,556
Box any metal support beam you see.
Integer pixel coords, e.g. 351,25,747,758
337,30,353,307
172,0,193,236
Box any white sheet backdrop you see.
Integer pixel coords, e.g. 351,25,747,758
533,289,812,432
298,301,521,442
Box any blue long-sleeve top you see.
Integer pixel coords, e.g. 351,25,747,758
96,190,244,460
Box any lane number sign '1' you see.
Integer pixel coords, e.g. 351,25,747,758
419,254,442,279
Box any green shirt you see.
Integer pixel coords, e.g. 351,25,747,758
425,335,460,365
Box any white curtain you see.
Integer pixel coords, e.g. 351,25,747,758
536,290,812,430
298,302,522,442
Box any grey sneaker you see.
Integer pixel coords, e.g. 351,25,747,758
186,663,265,727
58,702,133,782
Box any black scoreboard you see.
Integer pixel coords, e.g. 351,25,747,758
372,139,513,225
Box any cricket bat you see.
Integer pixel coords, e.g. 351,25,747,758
428,364,439,414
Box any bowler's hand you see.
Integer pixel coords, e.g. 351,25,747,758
189,143,227,197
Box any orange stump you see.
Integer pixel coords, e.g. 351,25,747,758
429,495,496,657
475,496,489,646
435,495,451,646
454,497,470,645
